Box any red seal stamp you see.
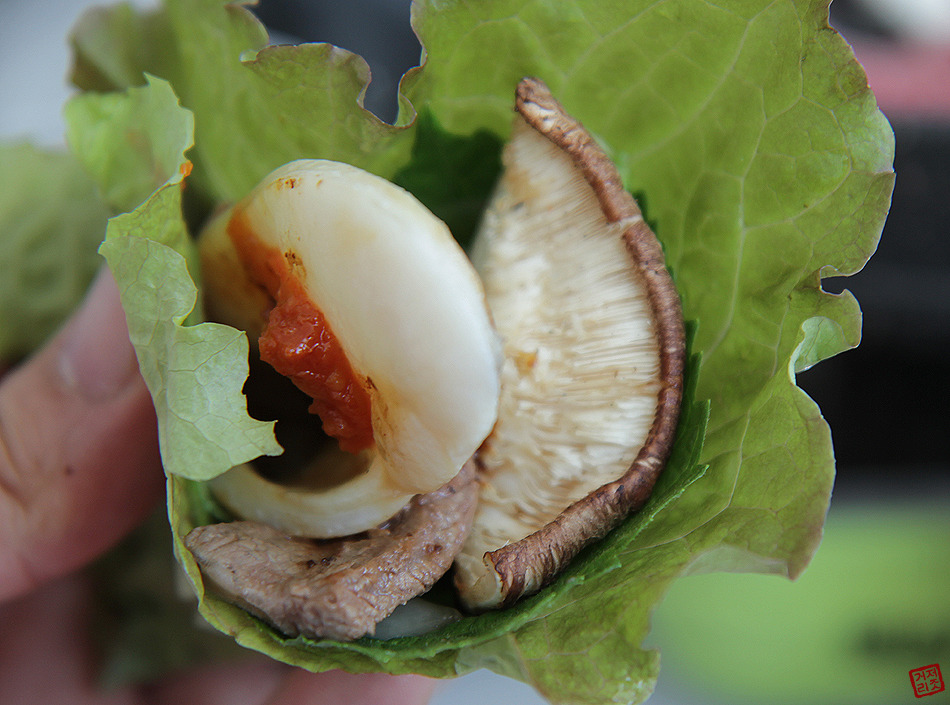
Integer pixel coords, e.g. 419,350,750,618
910,663,945,698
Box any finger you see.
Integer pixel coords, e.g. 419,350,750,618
263,669,438,705
0,269,164,602
1,571,282,705
140,657,285,705
142,660,437,705
0,573,137,705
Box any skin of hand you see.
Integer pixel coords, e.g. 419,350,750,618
0,269,438,705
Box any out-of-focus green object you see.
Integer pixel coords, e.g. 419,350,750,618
92,509,247,687
0,143,110,361
649,502,950,704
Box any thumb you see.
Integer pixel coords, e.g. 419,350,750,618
0,269,164,602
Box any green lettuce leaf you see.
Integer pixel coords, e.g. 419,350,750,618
391,110,504,249
64,76,282,481
69,1,178,93
407,0,892,617
70,0,412,203
0,144,110,361
65,75,195,213
99,229,281,481
62,0,894,702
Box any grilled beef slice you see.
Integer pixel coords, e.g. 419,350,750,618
184,461,478,641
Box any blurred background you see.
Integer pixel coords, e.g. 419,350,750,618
1,0,948,703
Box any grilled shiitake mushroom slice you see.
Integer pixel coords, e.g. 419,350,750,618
454,78,685,610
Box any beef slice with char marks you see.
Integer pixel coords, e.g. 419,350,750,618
184,461,478,641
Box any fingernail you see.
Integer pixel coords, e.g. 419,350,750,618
59,269,139,400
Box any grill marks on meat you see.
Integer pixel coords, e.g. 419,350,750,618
184,461,478,641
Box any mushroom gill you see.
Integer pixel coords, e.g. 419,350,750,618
454,78,685,610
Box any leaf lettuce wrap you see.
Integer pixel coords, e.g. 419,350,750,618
2,1,894,702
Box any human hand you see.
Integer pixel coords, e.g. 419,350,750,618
0,269,437,704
